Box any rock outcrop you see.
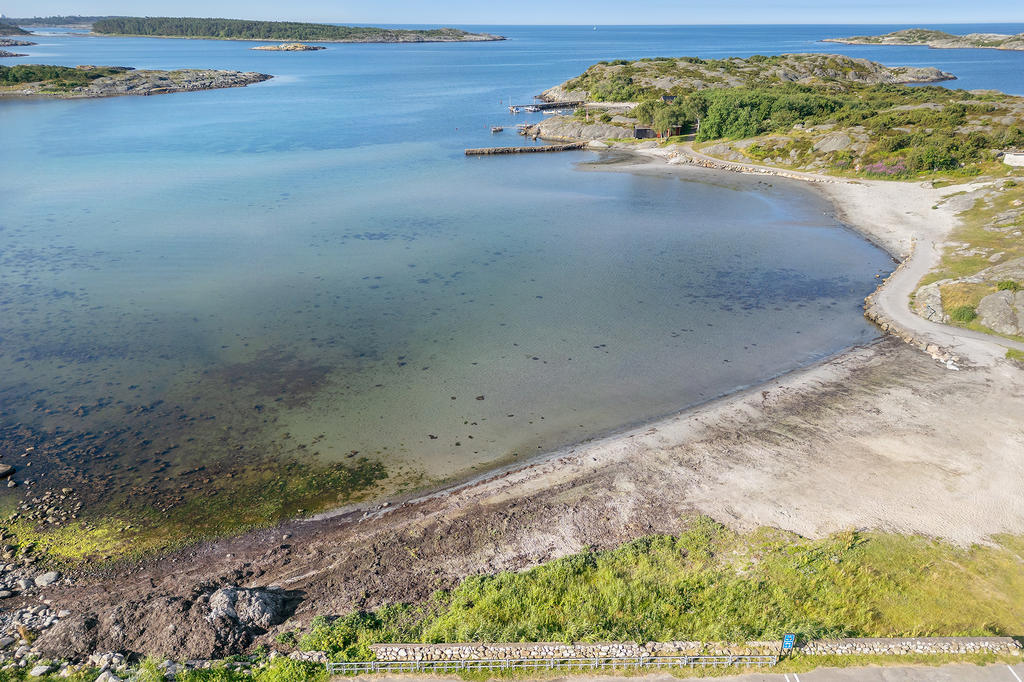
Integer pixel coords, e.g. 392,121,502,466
0,67,272,99
35,585,297,660
524,116,627,141
977,290,1024,336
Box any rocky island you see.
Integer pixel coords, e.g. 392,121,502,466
92,17,505,43
0,38,36,46
0,50,27,58
251,43,326,51
824,28,1024,51
0,64,272,98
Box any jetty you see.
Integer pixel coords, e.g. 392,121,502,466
508,101,583,113
465,142,586,156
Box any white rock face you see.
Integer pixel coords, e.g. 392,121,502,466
207,586,286,630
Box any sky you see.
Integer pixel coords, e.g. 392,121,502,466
3,0,1024,25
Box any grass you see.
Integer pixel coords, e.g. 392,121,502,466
921,180,1024,287
293,517,1024,662
1007,348,1024,365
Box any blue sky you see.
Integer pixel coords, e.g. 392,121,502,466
4,0,1024,24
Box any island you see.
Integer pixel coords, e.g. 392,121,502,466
91,17,505,43
0,38,36,46
251,43,326,51
0,50,27,58
0,64,272,98
824,28,1024,51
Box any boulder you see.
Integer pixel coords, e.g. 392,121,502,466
207,586,287,631
28,665,53,677
813,132,852,153
0,464,14,479
34,571,60,587
913,283,945,322
976,290,1022,336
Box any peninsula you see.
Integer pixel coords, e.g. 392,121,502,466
824,28,1024,50
0,23,31,35
0,64,272,98
91,16,505,43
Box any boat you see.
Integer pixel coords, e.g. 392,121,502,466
491,126,504,133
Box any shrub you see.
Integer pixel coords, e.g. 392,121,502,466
997,280,1021,292
254,659,327,682
949,305,978,322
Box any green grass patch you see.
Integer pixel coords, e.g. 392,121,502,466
1007,348,1024,365
295,518,1024,661
921,183,1024,286
949,305,978,323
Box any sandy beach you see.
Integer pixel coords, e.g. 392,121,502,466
29,150,1024,658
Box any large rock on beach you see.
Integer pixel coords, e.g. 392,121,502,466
35,585,297,660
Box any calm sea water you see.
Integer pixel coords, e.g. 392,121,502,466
1,25,1020,502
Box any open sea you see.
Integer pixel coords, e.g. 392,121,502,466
2,24,1023,518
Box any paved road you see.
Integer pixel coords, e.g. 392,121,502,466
357,664,1024,681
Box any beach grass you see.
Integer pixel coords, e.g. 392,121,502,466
295,517,1024,661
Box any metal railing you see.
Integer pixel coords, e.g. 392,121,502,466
326,654,778,676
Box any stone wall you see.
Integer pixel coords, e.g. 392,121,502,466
799,637,1021,656
370,637,1020,661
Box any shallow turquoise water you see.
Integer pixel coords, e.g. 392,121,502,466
4,24,1016,492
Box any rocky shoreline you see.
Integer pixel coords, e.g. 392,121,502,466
0,67,272,99
250,43,325,51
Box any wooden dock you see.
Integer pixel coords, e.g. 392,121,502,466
465,142,586,156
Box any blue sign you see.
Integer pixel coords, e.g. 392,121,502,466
782,634,796,652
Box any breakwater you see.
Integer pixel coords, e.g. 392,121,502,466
465,142,586,155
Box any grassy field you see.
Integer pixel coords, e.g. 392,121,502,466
291,517,1024,661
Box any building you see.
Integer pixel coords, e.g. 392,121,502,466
1003,150,1024,167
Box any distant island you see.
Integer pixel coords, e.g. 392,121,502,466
2,15,112,28
0,50,27,58
0,64,271,98
0,38,36,46
251,43,326,51
91,17,505,43
824,28,1024,51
